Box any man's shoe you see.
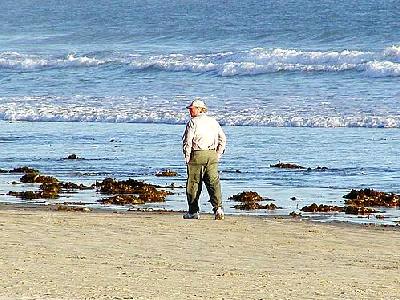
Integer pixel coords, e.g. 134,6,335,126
214,207,224,220
183,212,200,219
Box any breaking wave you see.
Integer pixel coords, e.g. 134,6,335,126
0,96,399,128
1,45,399,77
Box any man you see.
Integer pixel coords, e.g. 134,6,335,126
182,98,227,220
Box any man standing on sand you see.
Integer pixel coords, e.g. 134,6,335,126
182,98,227,220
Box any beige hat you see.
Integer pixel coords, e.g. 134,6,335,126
186,98,207,109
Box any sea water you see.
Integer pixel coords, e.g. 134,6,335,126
0,0,399,225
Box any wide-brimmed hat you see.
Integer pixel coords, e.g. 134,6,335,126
186,98,207,109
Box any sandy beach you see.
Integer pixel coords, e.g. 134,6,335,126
0,205,399,300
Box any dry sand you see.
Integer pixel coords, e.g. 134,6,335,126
0,206,399,300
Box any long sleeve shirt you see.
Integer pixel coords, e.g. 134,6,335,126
182,113,227,163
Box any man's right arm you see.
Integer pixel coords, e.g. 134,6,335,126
182,121,194,164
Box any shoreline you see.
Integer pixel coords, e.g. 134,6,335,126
1,204,399,299
1,202,399,231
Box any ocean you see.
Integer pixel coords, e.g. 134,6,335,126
0,0,399,225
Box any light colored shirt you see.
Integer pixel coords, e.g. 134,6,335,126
182,113,227,163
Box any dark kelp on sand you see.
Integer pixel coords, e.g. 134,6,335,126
8,169,93,200
229,191,279,210
96,177,172,205
300,188,399,216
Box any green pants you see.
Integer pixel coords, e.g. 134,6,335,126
186,150,222,214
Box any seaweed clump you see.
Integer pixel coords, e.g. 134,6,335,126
229,191,278,210
301,203,344,213
270,162,306,169
96,178,171,205
9,166,40,174
229,191,263,202
20,173,59,184
300,188,398,216
155,169,178,177
55,205,90,212
343,188,400,207
8,170,93,200
234,202,278,210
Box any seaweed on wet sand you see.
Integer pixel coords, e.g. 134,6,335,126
299,188,398,216
344,206,377,215
20,173,59,184
95,178,171,205
301,203,344,213
99,195,145,205
55,205,91,212
289,211,302,218
234,202,278,210
229,191,278,210
8,172,93,200
155,169,178,177
229,191,264,203
343,188,400,207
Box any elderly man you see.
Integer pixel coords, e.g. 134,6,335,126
182,98,227,220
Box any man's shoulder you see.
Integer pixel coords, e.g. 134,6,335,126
194,114,217,123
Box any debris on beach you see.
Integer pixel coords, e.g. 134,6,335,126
298,189,400,217
8,190,59,200
300,203,344,213
59,182,93,190
155,169,178,177
299,202,378,216
20,173,58,184
99,194,146,205
96,177,171,205
234,202,278,210
343,188,400,207
270,162,306,169
229,191,279,210
229,191,264,202
55,205,91,212
8,171,93,200
344,206,377,215
289,211,302,218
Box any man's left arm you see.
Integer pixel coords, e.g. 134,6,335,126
216,124,226,159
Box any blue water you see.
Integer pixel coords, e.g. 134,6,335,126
0,0,399,224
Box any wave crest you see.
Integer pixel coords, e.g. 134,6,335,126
1,47,400,77
1,98,399,128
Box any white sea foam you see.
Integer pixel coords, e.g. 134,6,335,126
66,53,105,66
0,52,106,70
364,61,400,77
1,97,399,128
1,47,399,77
383,45,400,61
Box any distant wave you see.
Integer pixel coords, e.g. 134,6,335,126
1,46,399,77
0,52,106,70
1,99,399,128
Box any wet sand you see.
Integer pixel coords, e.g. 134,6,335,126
0,205,399,300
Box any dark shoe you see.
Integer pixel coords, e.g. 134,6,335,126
183,212,200,219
